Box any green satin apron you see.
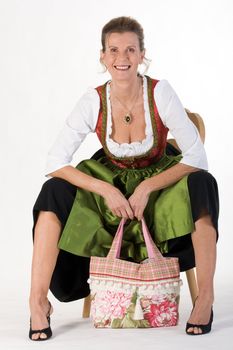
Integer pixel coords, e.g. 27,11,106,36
58,153,194,262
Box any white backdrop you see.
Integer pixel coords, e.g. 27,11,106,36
1,0,233,324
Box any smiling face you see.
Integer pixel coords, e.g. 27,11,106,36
100,32,145,82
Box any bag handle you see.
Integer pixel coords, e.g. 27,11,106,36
107,217,164,261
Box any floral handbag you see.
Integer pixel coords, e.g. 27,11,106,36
87,218,182,328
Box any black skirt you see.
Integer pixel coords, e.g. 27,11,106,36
32,146,219,302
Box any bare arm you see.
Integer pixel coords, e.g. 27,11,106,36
129,163,199,220
144,162,198,194
50,165,110,197
49,166,134,219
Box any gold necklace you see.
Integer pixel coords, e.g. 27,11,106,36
111,81,141,125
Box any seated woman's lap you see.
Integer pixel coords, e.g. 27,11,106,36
33,171,219,252
31,170,219,299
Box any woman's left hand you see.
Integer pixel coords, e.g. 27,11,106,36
128,180,151,221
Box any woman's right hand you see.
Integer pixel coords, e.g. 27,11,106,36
102,184,134,220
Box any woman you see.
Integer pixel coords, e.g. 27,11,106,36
29,16,219,340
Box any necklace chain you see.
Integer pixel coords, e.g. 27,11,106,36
111,80,141,125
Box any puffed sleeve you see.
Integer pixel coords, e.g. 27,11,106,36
154,79,208,170
45,88,100,176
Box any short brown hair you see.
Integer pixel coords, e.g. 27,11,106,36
101,16,145,52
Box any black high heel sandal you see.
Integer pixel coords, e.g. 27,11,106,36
186,304,213,335
29,301,52,341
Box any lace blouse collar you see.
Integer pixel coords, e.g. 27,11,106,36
105,75,154,157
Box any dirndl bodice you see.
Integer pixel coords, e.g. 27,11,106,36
58,76,194,261
95,76,168,169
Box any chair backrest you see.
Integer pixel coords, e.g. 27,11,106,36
167,108,205,151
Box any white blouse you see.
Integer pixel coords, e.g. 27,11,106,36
45,76,208,176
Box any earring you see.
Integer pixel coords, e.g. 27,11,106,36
99,59,107,73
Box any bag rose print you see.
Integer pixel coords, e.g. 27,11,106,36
88,218,182,328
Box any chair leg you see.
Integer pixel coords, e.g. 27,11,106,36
82,294,91,318
185,268,199,305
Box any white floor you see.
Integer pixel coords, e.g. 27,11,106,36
1,273,232,350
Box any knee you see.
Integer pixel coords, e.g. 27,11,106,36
37,210,61,224
42,177,72,194
188,170,217,186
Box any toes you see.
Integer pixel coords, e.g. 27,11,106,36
193,327,202,334
31,332,48,340
187,327,194,333
187,326,203,334
40,333,47,339
32,333,40,340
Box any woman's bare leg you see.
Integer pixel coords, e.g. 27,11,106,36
187,214,217,334
29,211,61,340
